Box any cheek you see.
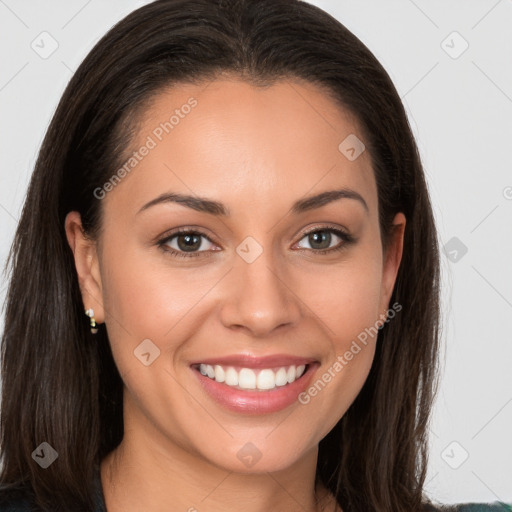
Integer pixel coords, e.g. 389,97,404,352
100,238,206,337
98,236,224,389
323,257,383,376
292,250,382,427
293,252,383,343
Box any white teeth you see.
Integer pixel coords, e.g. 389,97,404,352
214,365,225,383
286,366,296,383
257,369,276,390
238,368,256,389
275,367,288,386
197,363,308,391
225,367,238,386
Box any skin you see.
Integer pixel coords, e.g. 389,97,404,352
65,76,405,512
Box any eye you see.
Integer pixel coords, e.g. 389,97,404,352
158,228,218,259
294,227,355,255
157,225,355,260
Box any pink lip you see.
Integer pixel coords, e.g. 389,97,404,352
190,353,316,369
191,361,320,415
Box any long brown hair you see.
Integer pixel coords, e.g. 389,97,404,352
0,1,441,510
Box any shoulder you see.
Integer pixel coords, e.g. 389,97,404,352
426,503,512,512
455,504,512,512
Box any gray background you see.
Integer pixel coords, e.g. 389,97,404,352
0,0,511,504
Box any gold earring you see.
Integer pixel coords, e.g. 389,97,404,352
84,308,98,334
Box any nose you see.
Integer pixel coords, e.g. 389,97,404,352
219,246,302,338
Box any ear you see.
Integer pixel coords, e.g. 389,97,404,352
64,211,105,324
378,212,406,320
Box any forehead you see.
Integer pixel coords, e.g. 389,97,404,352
107,77,377,220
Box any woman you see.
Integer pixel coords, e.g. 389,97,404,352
0,0,509,511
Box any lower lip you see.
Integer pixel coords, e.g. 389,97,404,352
192,364,318,414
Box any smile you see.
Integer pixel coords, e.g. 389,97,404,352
191,357,319,414
195,363,307,391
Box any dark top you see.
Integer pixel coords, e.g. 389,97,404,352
0,462,106,512
0,464,510,511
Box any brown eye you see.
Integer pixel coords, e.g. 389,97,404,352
158,229,217,259
175,233,203,252
295,227,355,255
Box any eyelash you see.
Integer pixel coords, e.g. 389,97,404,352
157,226,355,260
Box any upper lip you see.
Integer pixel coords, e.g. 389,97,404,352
190,353,317,369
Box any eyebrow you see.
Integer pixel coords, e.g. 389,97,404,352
137,188,369,216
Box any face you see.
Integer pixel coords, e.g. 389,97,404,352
66,77,405,475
